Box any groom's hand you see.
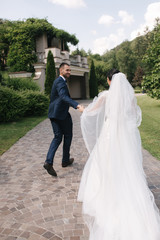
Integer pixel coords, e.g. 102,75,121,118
77,105,84,112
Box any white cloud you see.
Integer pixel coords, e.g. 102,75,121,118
130,24,147,40
91,30,97,35
48,0,86,9
117,28,125,37
145,2,160,27
131,2,160,39
118,10,134,25
98,14,114,26
93,28,125,55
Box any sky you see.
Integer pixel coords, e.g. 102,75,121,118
1,0,160,55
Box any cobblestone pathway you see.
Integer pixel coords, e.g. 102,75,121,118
0,100,160,240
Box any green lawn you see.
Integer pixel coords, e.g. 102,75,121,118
137,95,160,160
0,116,47,155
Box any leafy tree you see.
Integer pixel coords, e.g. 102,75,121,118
116,41,136,83
142,21,160,99
102,49,119,70
95,62,110,91
89,50,118,92
130,28,152,72
0,19,12,70
91,54,102,61
89,60,98,98
45,50,56,96
87,49,92,56
132,66,144,88
71,48,87,57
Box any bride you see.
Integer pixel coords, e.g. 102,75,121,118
78,69,160,240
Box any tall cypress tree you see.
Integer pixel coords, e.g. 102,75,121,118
89,60,98,98
45,50,56,96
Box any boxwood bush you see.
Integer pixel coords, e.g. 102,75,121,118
22,90,49,116
0,86,28,122
0,86,49,122
134,86,142,93
5,77,40,91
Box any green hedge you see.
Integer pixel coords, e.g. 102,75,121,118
134,86,142,93
0,86,28,122
5,77,40,91
0,86,49,122
22,91,49,116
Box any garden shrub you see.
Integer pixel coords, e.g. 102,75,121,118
6,77,40,91
22,90,49,116
0,86,49,122
134,86,142,93
0,86,28,122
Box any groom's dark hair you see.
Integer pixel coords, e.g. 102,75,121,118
59,62,70,69
107,69,120,80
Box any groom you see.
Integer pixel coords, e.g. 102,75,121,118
43,62,84,177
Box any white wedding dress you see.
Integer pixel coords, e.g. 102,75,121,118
78,73,160,240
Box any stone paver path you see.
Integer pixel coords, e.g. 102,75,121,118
0,100,160,240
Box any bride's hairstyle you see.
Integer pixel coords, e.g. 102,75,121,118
107,69,120,80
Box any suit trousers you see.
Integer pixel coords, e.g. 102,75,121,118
46,113,73,165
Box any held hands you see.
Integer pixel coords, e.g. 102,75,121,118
77,104,85,112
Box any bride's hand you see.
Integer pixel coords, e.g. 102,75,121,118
77,105,85,112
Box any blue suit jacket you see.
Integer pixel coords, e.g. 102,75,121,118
48,76,79,120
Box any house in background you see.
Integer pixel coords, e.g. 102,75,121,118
34,34,90,99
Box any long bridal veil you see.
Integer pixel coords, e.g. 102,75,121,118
78,73,160,240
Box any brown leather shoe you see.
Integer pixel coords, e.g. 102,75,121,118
43,162,57,177
62,158,74,168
